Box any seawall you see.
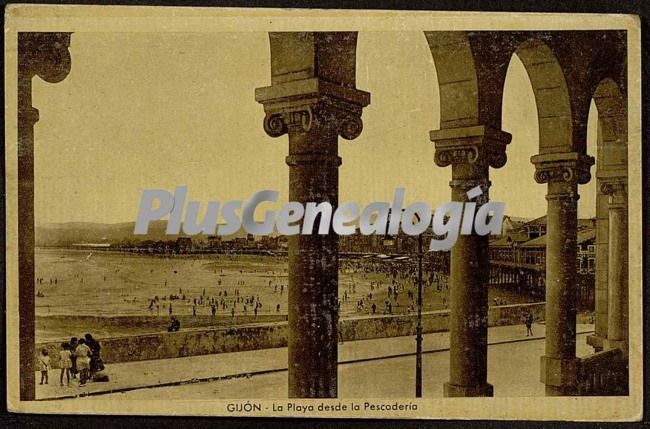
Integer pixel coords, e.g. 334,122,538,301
37,302,545,368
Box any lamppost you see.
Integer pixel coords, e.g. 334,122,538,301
416,227,423,398
400,209,425,397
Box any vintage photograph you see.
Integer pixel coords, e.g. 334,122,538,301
4,6,642,420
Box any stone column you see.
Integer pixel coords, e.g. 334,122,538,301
602,178,628,352
532,152,593,396
430,125,511,397
17,33,71,401
256,32,369,398
587,187,609,351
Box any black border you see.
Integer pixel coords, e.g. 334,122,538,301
2,1,648,428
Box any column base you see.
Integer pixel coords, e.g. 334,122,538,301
443,382,493,397
545,384,578,396
540,356,578,396
586,334,605,352
604,338,627,353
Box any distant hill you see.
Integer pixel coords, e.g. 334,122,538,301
37,212,567,247
35,220,251,247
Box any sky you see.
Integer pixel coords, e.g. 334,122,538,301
32,31,598,226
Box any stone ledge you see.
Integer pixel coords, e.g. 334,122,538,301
443,382,494,397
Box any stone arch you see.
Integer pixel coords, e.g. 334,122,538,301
423,32,480,129
592,78,628,172
514,38,573,154
424,31,515,132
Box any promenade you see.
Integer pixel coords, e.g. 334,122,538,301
36,323,594,400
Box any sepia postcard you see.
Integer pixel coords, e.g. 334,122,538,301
4,5,643,421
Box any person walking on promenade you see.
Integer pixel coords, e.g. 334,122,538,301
525,312,534,337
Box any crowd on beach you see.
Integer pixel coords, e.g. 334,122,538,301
148,275,285,319
38,333,104,388
134,254,462,321
339,259,450,316
142,258,453,320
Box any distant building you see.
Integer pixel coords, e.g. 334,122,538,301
577,228,597,274
175,237,193,253
207,235,222,249
71,243,111,248
501,215,533,236
490,215,596,308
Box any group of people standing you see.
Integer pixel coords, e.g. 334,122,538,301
39,333,103,388
150,282,270,318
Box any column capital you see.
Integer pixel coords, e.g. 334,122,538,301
600,176,627,196
255,78,370,140
430,125,512,169
600,176,627,209
531,152,594,185
18,32,72,83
